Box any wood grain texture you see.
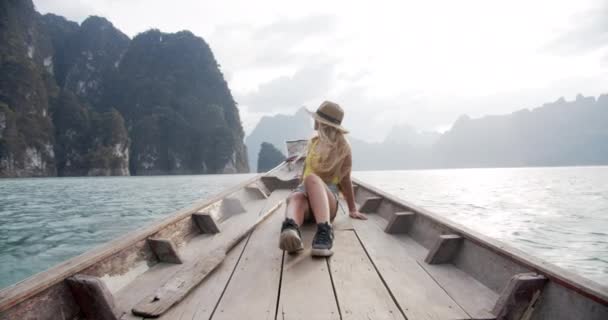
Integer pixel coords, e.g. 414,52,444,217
211,205,285,320
425,234,463,265
278,224,340,320
66,274,122,320
131,249,226,317
329,230,404,320
352,218,469,320
130,191,287,318
369,214,499,319
147,238,183,264
358,196,383,213
351,178,608,306
0,166,283,313
492,273,547,320
192,212,220,234
384,211,415,234
154,239,249,320
332,199,353,231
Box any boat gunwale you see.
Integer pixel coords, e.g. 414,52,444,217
0,163,287,312
352,176,608,305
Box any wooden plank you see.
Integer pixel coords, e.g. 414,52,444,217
367,214,498,319
211,203,286,320
260,176,300,192
492,273,547,320
0,166,287,313
192,212,220,234
155,238,249,320
66,274,122,320
351,219,469,320
384,211,415,234
131,249,226,317
332,198,353,230
131,193,286,317
425,234,463,265
329,230,404,320
245,185,268,199
358,196,383,213
147,238,183,264
278,224,340,320
351,178,608,306
115,191,285,320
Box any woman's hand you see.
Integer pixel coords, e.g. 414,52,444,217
349,209,368,220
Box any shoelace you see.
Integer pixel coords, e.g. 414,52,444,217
314,226,331,244
283,219,298,230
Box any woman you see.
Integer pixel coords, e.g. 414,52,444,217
279,100,367,257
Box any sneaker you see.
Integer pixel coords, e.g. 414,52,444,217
311,222,334,257
279,218,304,253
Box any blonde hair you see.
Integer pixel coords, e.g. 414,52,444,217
308,121,351,182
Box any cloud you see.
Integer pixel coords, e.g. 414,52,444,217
237,60,336,112
543,3,608,55
210,14,336,70
33,0,99,22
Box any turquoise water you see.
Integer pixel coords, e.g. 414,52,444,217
0,174,254,289
1,167,607,289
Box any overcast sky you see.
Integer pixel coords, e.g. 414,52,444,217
34,0,608,142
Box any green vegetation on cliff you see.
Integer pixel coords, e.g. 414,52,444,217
0,0,249,177
257,142,285,173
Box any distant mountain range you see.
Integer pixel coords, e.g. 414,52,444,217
245,94,608,170
0,0,248,177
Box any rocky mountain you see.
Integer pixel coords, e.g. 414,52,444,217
0,0,248,177
257,142,285,173
245,94,608,170
245,107,313,170
433,94,608,168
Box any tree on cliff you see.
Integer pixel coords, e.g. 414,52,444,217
257,142,285,173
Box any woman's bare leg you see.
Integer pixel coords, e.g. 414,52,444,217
303,174,337,224
285,192,309,226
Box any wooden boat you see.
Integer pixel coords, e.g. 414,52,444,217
0,140,606,320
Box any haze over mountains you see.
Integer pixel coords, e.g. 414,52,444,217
2,1,607,177
246,94,608,170
0,0,247,177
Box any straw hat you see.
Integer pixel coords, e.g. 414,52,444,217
306,101,349,133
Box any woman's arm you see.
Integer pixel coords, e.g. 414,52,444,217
339,154,367,220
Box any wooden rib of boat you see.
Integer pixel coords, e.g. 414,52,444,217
0,140,606,320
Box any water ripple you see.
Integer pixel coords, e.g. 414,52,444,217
0,174,255,289
354,166,608,286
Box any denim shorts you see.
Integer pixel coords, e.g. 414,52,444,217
293,182,340,222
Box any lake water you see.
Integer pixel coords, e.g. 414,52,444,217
1,167,607,289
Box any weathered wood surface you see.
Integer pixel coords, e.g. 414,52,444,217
131,192,285,317
351,177,608,306
0,167,283,314
115,190,277,319
352,218,468,320
147,238,183,264
425,234,463,265
368,211,500,319
131,249,226,317
155,239,249,320
278,224,340,320
329,230,404,319
332,198,353,230
260,176,300,192
358,196,383,213
192,212,220,234
531,281,608,320
384,211,415,234
66,274,122,320
492,273,547,320
211,200,286,320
